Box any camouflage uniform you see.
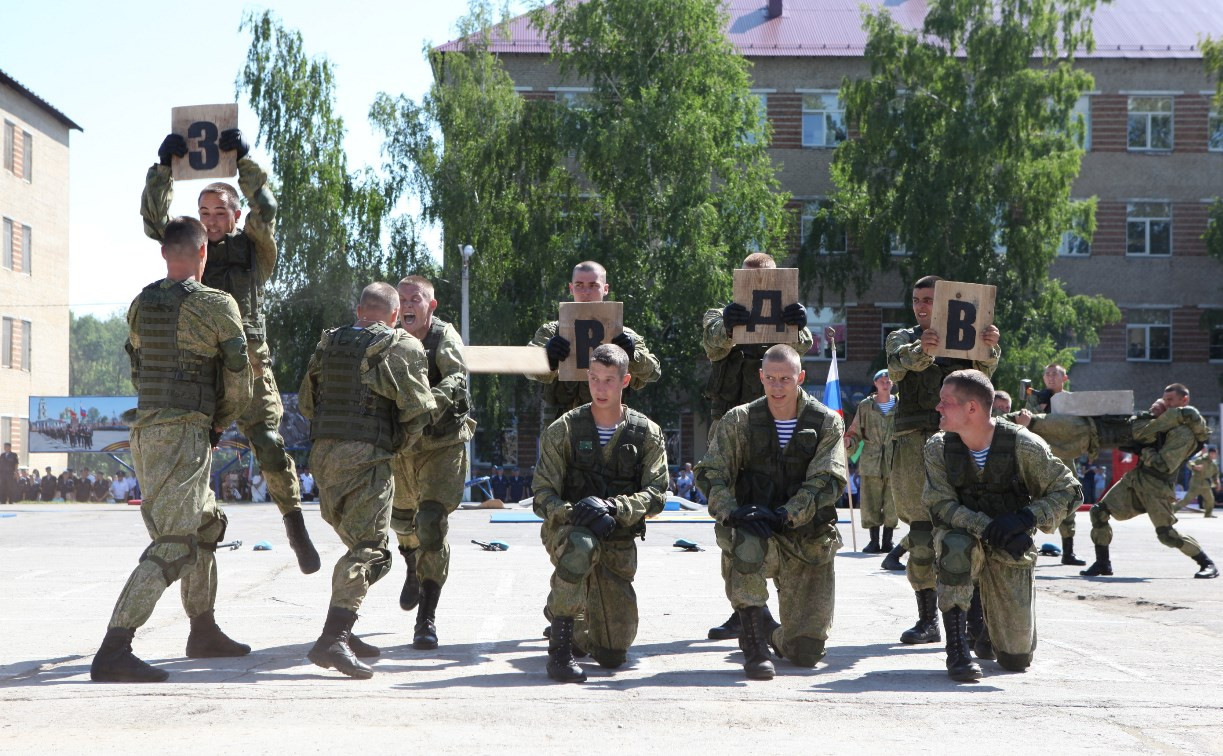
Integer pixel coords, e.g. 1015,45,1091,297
1177,453,1219,517
844,394,899,530
527,320,661,425
886,326,998,591
1024,388,1081,539
1089,407,1213,562
924,422,1081,669
696,390,847,666
533,405,668,667
107,279,252,631
298,323,435,612
141,158,302,518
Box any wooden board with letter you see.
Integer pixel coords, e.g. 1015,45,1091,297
170,104,239,181
731,268,800,345
928,281,996,361
557,302,624,382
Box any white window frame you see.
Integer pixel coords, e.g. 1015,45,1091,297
803,306,849,362
1125,308,1172,363
1209,107,1223,153
879,305,910,347
2,121,13,174
21,130,32,182
2,217,11,270
20,224,30,275
1,317,12,369
1057,205,1091,257
1071,94,1092,151
888,233,911,257
1126,201,1172,256
801,199,847,255
21,320,30,372
1126,95,1174,151
799,90,846,148
745,90,770,145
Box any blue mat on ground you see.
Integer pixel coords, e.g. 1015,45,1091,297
0,512,15,518
488,511,855,524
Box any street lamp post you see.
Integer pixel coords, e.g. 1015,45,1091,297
460,244,474,499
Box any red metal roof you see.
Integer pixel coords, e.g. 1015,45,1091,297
436,0,1223,59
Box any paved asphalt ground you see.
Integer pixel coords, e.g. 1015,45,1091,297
1,501,1221,754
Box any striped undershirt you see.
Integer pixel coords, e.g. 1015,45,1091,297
597,423,621,447
775,418,798,447
970,446,991,470
875,396,897,415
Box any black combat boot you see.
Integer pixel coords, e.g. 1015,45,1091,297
881,527,896,551
966,588,994,661
942,607,982,682
398,546,420,611
283,510,321,575
1080,544,1113,576
881,544,907,572
708,610,742,640
737,607,775,680
185,610,251,658
345,615,381,659
546,616,587,683
308,607,373,679
1061,537,1086,566
900,589,941,644
862,527,882,554
413,580,441,650
91,627,168,683
1193,552,1219,579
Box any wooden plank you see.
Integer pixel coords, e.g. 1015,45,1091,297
170,104,239,181
557,301,624,382
731,268,800,345
928,280,996,361
464,346,551,374
1050,390,1134,416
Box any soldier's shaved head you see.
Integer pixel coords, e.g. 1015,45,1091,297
198,182,241,213
591,343,629,378
943,369,995,412
573,261,607,283
359,282,400,317
762,344,802,372
161,217,207,258
398,275,435,300
741,252,776,269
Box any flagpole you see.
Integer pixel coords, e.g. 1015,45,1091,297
826,327,858,552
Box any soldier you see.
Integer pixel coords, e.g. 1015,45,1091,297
0,443,17,504
924,370,1081,681
388,275,475,651
533,344,668,683
1021,363,1086,565
885,275,1000,645
298,283,436,678
40,466,56,502
142,128,320,574
1177,447,1219,517
701,252,814,641
696,345,846,679
1024,363,1068,414
1081,384,1218,580
90,217,253,682
844,369,900,554
991,391,1012,416
527,261,661,425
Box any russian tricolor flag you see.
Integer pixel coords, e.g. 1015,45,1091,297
822,357,843,416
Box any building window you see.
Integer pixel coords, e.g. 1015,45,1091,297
745,93,768,145
22,131,32,182
888,234,911,257
801,200,847,255
801,93,846,148
1210,109,1223,152
1210,321,1223,362
1058,209,1091,256
2,218,11,270
1126,309,1171,362
3,121,13,174
1071,95,1092,151
2,317,12,369
1127,96,1173,151
21,225,30,274
804,307,848,361
880,306,910,346
1126,202,1172,256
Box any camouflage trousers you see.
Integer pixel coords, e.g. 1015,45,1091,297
1090,470,1203,558
312,446,394,612
891,430,936,591
240,341,300,518
934,527,1037,668
109,422,227,629
857,474,898,530
720,523,841,666
1177,480,1217,516
544,523,639,662
390,442,467,587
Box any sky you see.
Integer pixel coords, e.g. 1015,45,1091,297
3,0,530,318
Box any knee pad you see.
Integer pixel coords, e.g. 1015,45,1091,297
591,647,627,669
786,636,827,668
908,522,935,566
416,500,449,552
351,540,394,585
938,531,976,587
139,534,199,584
731,530,768,574
249,426,289,471
1155,526,1184,549
996,650,1031,672
1089,505,1110,529
556,528,598,583
196,509,229,552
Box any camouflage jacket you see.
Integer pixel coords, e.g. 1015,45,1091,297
844,394,897,478
700,306,813,361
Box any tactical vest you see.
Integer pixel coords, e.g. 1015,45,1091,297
734,396,839,531
704,343,768,417
134,279,219,417
894,327,974,433
560,407,660,539
421,318,470,438
309,325,397,451
943,421,1031,519
203,232,265,343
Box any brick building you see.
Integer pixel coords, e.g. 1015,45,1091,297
0,70,80,467
441,0,1223,463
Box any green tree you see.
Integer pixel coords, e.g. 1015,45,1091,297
69,312,133,396
820,0,1120,393
1201,35,1223,382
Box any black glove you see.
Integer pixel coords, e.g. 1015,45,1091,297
219,128,250,159
611,332,635,358
766,507,791,532
545,334,570,371
782,302,808,328
980,519,1009,549
722,303,751,336
158,133,187,166
586,513,616,540
992,509,1036,537
209,428,222,448
571,496,610,528
1002,531,1034,560
730,504,774,539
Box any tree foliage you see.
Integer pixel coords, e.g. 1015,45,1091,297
820,0,1120,392
69,312,133,396
1200,35,1223,385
